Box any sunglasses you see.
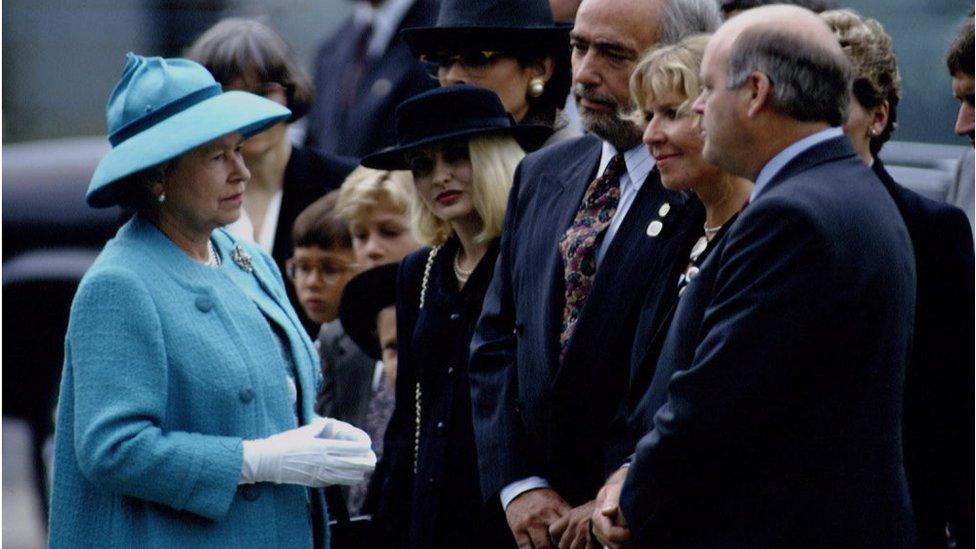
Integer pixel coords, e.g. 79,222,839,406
285,258,359,283
420,50,509,79
403,141,471,176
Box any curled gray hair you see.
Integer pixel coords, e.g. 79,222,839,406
726,27,853,126
660,0,722,45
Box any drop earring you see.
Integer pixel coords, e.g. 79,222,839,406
527,77,545,98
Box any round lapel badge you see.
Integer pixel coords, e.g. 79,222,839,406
646,220,664,237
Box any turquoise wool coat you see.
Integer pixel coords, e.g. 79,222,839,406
48,216,329,548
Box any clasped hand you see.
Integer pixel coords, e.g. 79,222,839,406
241,416,376,487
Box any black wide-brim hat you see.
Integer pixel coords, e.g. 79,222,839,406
339,263,400,361
401,0,571,56
361,85,551,171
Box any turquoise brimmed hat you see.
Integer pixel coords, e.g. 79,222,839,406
86,53,291,208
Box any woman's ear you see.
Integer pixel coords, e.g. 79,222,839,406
532,57,555,82
870,100,890,136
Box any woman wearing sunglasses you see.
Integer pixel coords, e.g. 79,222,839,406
188,18,357,336
362,85,549,548
401,0,577,149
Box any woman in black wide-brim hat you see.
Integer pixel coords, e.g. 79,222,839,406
362,85,541,548
401,0,579,149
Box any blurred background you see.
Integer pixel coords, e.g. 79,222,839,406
2,0,972,547
2,0,971,145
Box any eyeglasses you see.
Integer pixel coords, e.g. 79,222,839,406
403,141,470,176
285,258,359,283
420,50,508,79
223,81,289,98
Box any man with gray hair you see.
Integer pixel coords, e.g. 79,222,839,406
468,0,719,546
592,6,918,547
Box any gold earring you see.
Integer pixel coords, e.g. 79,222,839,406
528,77,545,98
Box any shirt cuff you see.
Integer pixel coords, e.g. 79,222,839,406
500,476,550,510
371,360,385,393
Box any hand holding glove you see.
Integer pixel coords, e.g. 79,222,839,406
240,417,376,487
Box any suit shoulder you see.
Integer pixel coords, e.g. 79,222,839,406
520,134,600,173
400,246,435,280
885,179,973,247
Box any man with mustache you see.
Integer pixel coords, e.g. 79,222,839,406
468,0,719,546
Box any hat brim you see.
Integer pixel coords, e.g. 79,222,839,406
339,263,401,360
361,124,552,171
401,25,571,57
87,91,291,208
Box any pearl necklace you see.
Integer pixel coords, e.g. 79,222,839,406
453,251,473,283
205,240,221,268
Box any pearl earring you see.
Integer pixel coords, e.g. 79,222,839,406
527,77,545,98
157,193,166,203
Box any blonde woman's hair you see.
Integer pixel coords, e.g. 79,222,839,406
410,134,525,247
821,9,900,154
626,34,711,126
336,166,415,224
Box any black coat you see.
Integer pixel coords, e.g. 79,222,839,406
468,134,699,506
874,160,975,549
378,238,513,549
303,0,438,158
620,136,919,548
272,145,357,337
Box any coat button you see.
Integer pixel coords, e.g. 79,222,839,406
195,296,213,312
241,485,259,501
447,367,454,375
450,313,461,321
239,388,255,403
436,421,446,433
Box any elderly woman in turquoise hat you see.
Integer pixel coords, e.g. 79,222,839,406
48,54,376,549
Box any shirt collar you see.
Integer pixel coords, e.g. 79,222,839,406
599,140,655,190
752,126,844,200
354,0,416,58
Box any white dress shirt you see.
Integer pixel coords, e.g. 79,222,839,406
751,126,844,201
353,0,417,60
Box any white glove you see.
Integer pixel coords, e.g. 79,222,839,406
240,418,376,487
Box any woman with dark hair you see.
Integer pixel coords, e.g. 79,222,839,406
48,53,375,548
822,9,975,548
187,18,357,335
401,0,578,148
362,85,549,548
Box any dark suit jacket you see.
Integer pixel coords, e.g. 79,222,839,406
304,0,438,158
273,145,357,337
314,320,376,428
874,160,975,549
605,196,706,469
468,135,699,506
620,136,919,548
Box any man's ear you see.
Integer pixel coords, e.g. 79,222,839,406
746,71,772,118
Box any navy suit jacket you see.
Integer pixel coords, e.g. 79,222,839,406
620,136,919,548
468,135,699,506
304,0,438,158
874,160,974,549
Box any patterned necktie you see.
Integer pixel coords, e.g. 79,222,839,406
558,153,627,361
